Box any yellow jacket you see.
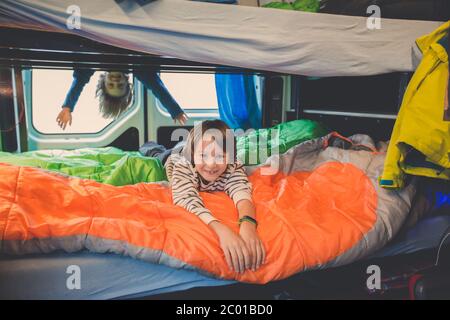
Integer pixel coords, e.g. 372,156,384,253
380,21,449,189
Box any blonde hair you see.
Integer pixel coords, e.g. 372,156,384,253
181,120,236,165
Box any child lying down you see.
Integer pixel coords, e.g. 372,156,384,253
165,120,266,274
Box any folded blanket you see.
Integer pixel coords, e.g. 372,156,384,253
0,133,415,283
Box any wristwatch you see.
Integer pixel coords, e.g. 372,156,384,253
238,215,258,228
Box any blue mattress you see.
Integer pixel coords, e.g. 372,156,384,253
371,215,450,258
0,252,235,300
1,215,448,300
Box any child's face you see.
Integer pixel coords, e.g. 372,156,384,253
193,134,228,182
104,72,128,98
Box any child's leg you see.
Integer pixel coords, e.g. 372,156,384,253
139,141,167,157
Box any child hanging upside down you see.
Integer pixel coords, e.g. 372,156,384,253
56,69,188,129
165,119,266,274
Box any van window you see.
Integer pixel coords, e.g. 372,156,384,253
158,73,218,111
32,69,134,134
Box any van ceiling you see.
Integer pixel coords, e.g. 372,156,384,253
0,27,268,75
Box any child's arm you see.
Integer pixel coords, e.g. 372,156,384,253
62,69,95,112
169,158,251,273
236,199,265,271
170,160,218,225
223,162,253,207
225,163,266,271
57,69,95,130
134,71,187,124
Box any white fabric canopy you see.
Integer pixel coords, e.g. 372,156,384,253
0,0,443,76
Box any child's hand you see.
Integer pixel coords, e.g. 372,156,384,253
239,222,266,271
174,112,188,125
56,107,72,130
210,221,251,273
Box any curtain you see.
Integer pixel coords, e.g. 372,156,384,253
215,74,262,130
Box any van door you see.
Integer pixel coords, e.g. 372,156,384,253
0,67,27,152
147,72,220,149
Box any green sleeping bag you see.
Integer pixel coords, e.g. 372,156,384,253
263,0,320,12
0,147,167,186
237,119,329,165
0,119,327,185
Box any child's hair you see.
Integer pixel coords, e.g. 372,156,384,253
181,119,236,165
96,72,133,119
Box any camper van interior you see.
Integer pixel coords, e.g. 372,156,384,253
0,0,449,300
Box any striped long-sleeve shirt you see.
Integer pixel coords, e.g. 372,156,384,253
165,153,253,225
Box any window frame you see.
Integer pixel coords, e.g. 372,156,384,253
30,69,139,136
155,72,220,118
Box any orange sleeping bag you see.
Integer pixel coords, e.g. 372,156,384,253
0,134,415,283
